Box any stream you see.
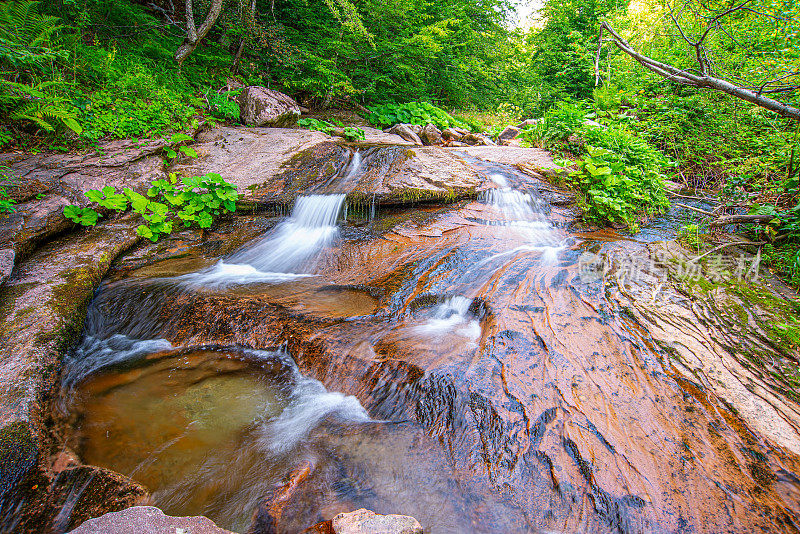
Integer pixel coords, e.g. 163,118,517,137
59,147,800,533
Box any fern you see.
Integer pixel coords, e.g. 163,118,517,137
0,0,66,77
1,80,82,133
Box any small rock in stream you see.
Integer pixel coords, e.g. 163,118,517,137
67,506,235,534
331,508,423,534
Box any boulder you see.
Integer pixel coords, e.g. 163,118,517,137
420,124,444,146
447,141,469,147
407,124,423,135
517,118,542,129
387,124,423,145
67,506,234,534
331,509,423,534
441,128,463,142
497,126,522,144
236,86,301,127
462,133,494,146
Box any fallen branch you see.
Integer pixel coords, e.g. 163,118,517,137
673,202,716,216
690,241,764,262
666,190,719,202
596,21,800,121
708,214,778,227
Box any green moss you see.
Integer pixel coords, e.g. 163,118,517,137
0,282,39,337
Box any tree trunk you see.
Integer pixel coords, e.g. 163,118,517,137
175,0,224,66
229,0,257,74
230,39,246,74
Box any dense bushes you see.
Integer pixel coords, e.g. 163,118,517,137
519,101,670,231
366,102,473,131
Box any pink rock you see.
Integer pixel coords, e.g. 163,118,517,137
67,506,234,534
331,508,423,534
236,86,301,127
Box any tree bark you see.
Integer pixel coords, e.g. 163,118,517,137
230,0,257,74
596,21,800,121
175,0,224,66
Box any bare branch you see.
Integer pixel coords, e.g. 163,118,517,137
597,20,800,121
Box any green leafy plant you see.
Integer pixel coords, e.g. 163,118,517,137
297,117,365,141
1,80,82,134
677,223,705,251
63,204,100,225
366,102,468,131
207,89,241,121
163,132,197,163
0,189,16,214
518,100,588,148
63,172,239,241
0,129,13,147
568,146,669,232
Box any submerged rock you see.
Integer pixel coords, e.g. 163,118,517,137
236,86,301,127
332,509,423,534
67,506,235,534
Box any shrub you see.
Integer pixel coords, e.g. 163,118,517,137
518,100,588,148
297,117,365,141
568,146,669,232
208,90,241,121
366,102,469,131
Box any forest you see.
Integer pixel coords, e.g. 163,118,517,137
0,0,798,285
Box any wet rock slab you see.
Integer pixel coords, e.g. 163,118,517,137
67,506,235,534
98,199,800,533
0,219,141,533
175,128,486,206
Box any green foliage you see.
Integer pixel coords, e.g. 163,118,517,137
63,172,239,241
677,223,705,252
208,90,241,121
366,102,468,131
63,204,100,226
0,165,17,214
0,0,66,75
518,100,587,148
297,117,365,141
567,145,669,232
0,189,16,214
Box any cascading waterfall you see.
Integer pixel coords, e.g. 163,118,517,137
184,151,363,286
479,170,567,265
414,296,481,346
